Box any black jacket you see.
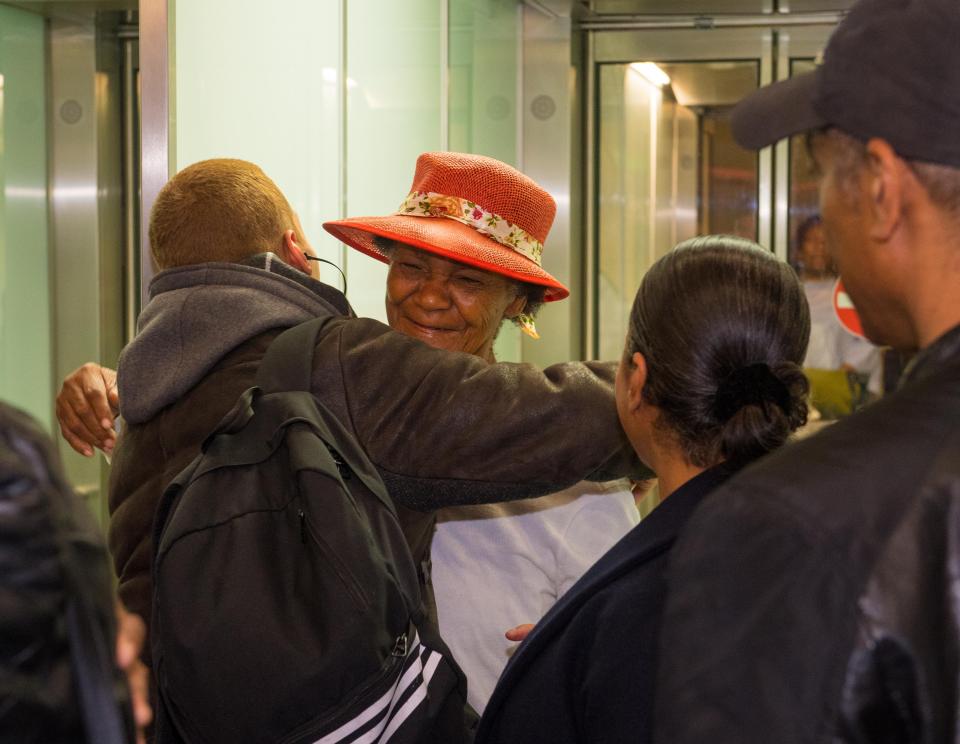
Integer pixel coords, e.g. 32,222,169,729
476,465,736,744
655,322,960,744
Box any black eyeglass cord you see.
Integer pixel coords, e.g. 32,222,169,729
304,253,347,296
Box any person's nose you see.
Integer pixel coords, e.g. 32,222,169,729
415,274,452,311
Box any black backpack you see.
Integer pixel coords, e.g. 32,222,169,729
0,401,134,744
151,318,472,744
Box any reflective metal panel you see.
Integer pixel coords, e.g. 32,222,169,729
139,0,167,306
121,27,139,343
592,0,772,12
95,14,126,365
595,26,771,62
782,0,854,10
772,26,832,260
594,59,761,359
49,18,103,502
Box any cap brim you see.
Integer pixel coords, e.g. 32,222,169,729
731,71,827,150
323,215,570,302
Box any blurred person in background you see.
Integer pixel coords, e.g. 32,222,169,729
794,214,882,417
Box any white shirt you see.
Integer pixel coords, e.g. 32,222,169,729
430,480,639,714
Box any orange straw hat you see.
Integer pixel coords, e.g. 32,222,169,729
322,151,569,302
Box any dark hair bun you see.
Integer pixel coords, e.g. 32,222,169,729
624,236,811,469
718,361,809,463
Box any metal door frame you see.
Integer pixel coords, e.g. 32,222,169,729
585,26,775,358
582,13,841,358
773,25,834,260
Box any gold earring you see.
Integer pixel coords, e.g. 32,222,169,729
517,313,540,340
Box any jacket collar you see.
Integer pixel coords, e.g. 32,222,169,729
545,464,737,617
485,464,736,706
120,256,356,424
236,253,354,318
902,322,960,387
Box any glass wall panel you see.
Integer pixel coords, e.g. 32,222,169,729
448,0,523,360
172,0,343,281
167,0,525,336
344,0,443,321
449,0,519,164
596,59,757,359
0,6,51,430
174,0,444,323
346,0,443,320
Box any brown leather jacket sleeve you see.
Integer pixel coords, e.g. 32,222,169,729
311,317,648,511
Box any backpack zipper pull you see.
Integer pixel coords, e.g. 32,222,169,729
325,445,352,480
391,634,408,657
298,509,306,544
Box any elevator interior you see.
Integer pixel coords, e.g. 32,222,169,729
579,0,852,358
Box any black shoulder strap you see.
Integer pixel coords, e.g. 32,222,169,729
255,318,330,394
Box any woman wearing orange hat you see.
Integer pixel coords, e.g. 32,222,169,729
324,151,639,714
323,151,570,342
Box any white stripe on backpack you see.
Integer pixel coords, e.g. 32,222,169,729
314,633,443,744
378,652,443,742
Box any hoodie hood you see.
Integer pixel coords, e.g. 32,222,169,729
118,254,353,424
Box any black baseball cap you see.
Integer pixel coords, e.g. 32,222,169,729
731,0,960,168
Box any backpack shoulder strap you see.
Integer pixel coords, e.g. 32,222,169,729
255,317,330,394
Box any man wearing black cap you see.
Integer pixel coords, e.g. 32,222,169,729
654,0,960,742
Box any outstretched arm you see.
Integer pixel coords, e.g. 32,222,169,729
56,363,119,456
320,317,648,510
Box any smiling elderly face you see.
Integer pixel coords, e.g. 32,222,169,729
384,242,527,362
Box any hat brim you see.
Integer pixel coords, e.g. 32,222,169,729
323,215,570,302
731,71,828,150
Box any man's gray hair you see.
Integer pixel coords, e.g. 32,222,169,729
818,128,960,221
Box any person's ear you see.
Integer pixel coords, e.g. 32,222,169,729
503,291,528,319
864,138,905,243
281,228,311,274
626,351,648,413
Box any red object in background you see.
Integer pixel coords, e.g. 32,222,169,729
833,279,865,338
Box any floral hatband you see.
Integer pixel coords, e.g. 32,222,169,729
396,191,545,267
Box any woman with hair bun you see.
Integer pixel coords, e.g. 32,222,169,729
477,235,811,744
